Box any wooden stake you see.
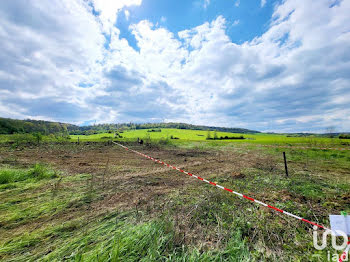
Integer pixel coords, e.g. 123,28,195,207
283,152,289,177
102,157,109,189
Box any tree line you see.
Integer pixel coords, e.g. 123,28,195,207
70,122,260,135
0,118,76,135
0,118,259,135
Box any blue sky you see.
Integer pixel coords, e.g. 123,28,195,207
116,0,275,47
0,0,349,132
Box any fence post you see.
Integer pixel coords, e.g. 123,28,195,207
283,152,289,177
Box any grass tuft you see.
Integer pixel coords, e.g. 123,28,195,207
0,164,57,184
0,170,12,184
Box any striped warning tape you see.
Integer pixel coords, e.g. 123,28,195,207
112,141,350,260
339,242,350,262
112,142,326,229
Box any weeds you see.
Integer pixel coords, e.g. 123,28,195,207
0,171,12,184
0,141,348,261
0,163,57,184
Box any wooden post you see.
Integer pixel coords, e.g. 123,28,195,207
102,157,109,189
283,152,289,177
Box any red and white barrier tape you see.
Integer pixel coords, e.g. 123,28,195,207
339,242,350,262
112,142,326,229
112,141,350,260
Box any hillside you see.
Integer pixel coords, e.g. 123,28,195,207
0,118,259,135
72,122,260,135
0,117,77,135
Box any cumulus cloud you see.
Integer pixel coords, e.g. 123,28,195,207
91,0,142,32
0,0,349,132
124,10,130,21
0,0,105,122
261,0,267,7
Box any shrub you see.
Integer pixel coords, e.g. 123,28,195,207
207,135,245,140
147,129,161,132
0,169,29,184
11,134,36,145
206,131,211,140
100,136,112,139
33,132,43,144
213,130,218,139
0,170,12,184
28,164,57,180
156,137,172,145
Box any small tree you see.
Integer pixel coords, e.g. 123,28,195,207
213,130,218,140
206,131,211,140
325,126,336,138
33,132,43,145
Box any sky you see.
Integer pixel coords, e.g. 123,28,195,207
0,0,349,132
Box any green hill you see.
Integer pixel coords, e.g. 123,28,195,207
0,118,259,135
0,117,77,135
71,122,260,135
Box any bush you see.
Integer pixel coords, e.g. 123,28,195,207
155,137,171,145
0,169,29,184
11,134,36,145
206,135,245,140
33,132,43,144
28,164,57,180
0,170,12,184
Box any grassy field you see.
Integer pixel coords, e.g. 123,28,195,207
70,128,350,147
0,129,349,261
0,133,69,144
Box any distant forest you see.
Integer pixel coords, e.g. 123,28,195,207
0,118,76,135
71,122,260,135
0,118,259,135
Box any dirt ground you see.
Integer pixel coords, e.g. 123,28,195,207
1,142,349,261
0,142,278,214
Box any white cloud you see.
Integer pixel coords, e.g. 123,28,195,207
0,0,104,122
203,0,210,9
235,0,240,7
91,0,142,33
261,0,267,7
124,10,130,20
0,0,350,132
233,20,240,26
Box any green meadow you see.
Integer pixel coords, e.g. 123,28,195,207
0,127,349,261
0,128,347,147
70,128,348,146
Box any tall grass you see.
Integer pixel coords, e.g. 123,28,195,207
0,163,57,184
43,217,251,262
